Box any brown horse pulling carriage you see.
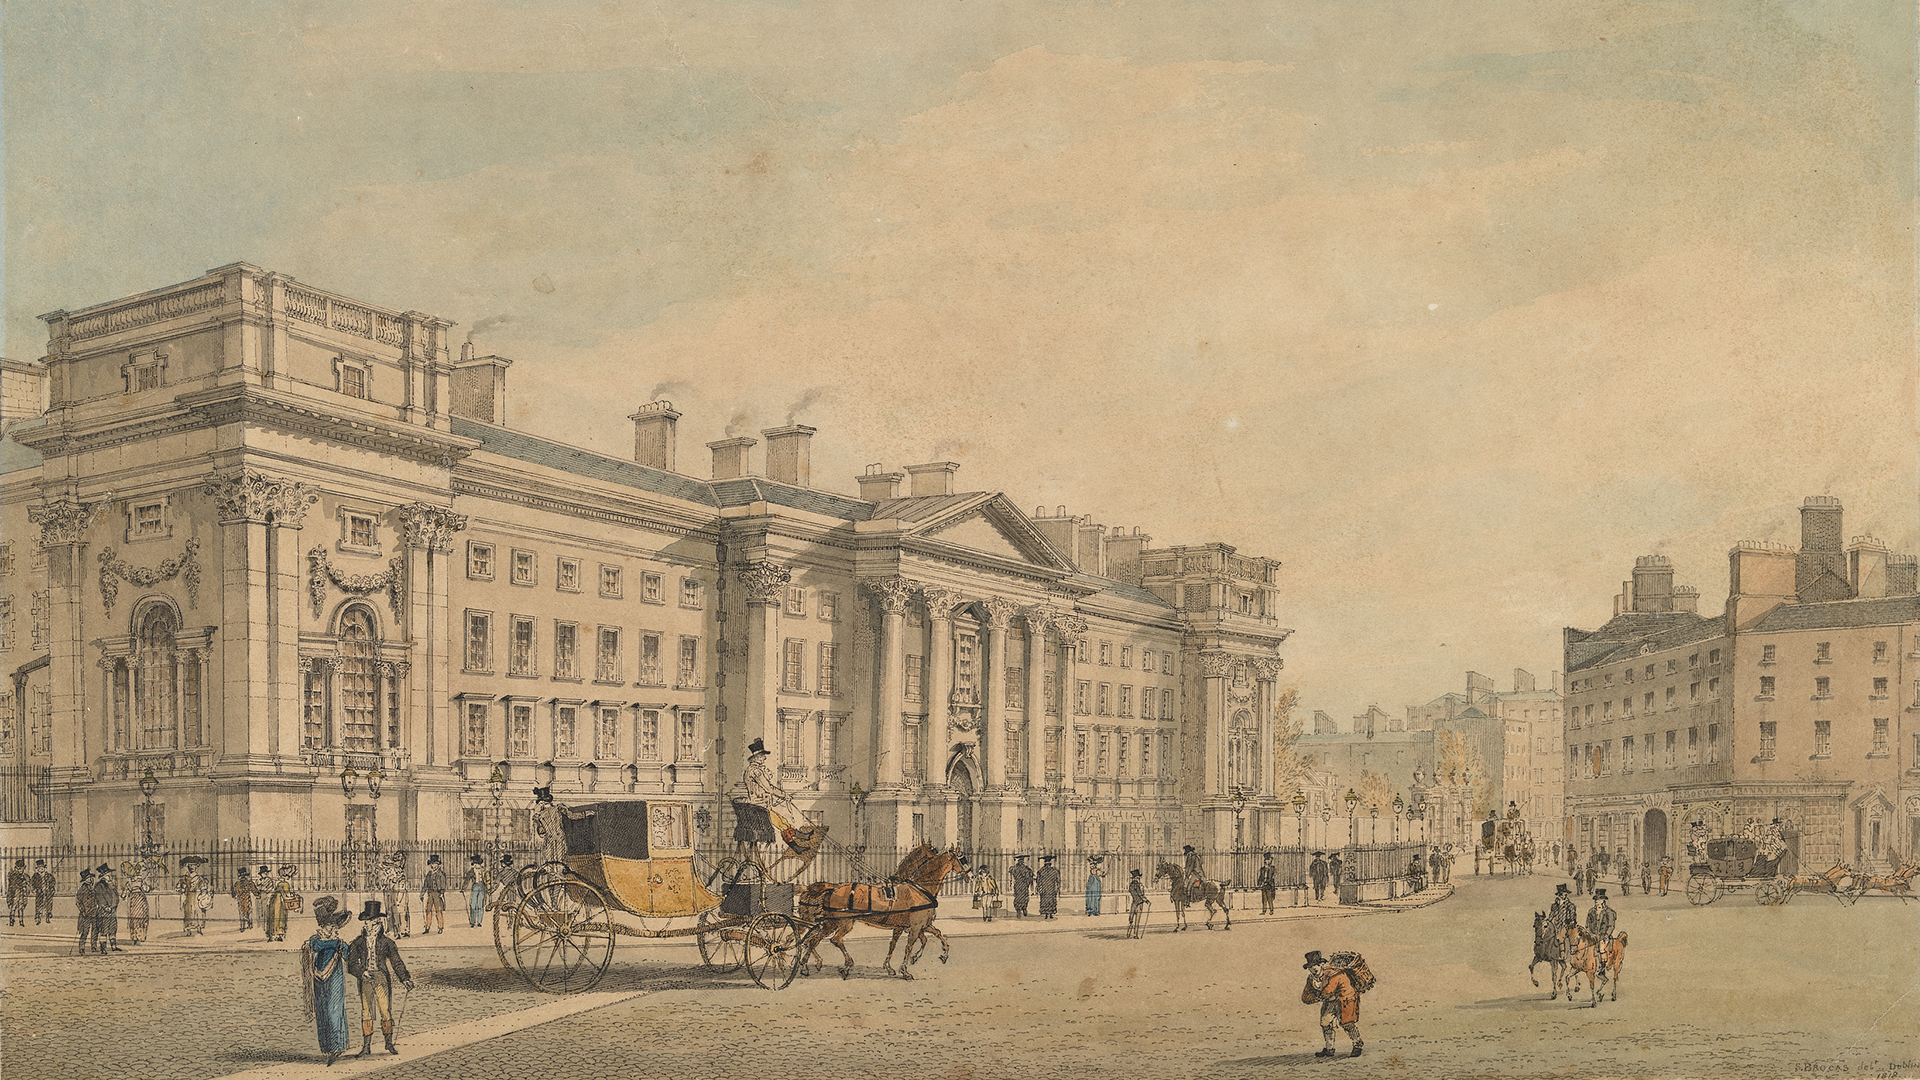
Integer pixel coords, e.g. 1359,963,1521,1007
492,798,970,993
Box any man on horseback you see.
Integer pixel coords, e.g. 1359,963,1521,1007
1585,889,1618,979
1547,882,1578,932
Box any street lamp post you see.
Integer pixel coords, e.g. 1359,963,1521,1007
1344,788,1359,847
1370,804,1379,845
138,767,159,854
1320,806,1332,851
488,764,508,856
1392,794,1404,843
1292,790,1307,848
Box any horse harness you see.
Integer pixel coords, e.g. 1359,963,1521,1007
807,877,942,921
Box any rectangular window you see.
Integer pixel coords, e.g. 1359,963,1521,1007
510,549,536,586
1812,719,1830,758
1099,641,1113,665
902,723,921,780
1044,670,1058,714
1814,641,1831,661
556,558,581,592
639,710,661,761
345,513,377,550
822,719,842,767
680,577,703,608
785,587,806,616
1076,732,1090,777
1117,734,1130,776
639,633,663,685
1758,721,1776,759
955,633,978,701
340,365,367,399
1624,667,1635,685
1602,700,1614,719
1140,732,1152,778
1689,681,1700,700
817,592,840,622
599,564,622,598
597,707,620,760
509,616,536,676
554,622,579,680
818,643,838,696
510,704,533,758
782,714,803,762
131,502,165,538
465,611,493,672
1643,691,1654,713
1873,641,1888,662
462,807,485,843
1814,676,1829,698
1665,730,1676,768
1870,718,1888,756
1687,727,1700,765
1759,676,1774,698
1162,652,1173,675
642,572,664,604
1872,677,1888,697
555,706,578,759
1707,723,1720,763
1622,735,1634,771
1161,688,1174,720
1075,680,1091,715
1075,639,1090,665
467,542,494,580
464,702,489,757
905,655,925,702
1708,677,1720,698
596,627,622,683
1761,644,1776,663
783,639,807,692
1120,646,1132,669
1005,665,1025,709
677,637,702,688
1141,649,1154,672
1097,683,1112,716
0,542,11,576
303,668,326,748
1118,685,1133,718
676,712,701,763
1709,649,1721,666
1665,685,1676,707
1666,659,1679,674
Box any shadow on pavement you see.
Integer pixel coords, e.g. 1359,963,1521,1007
1217,1052,1341,1068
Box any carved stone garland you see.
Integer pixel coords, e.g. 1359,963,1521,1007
308,546,405,619
98,539,201,614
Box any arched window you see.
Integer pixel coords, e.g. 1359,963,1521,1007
339,608,379,751
136,606,179,750
1226,708,1259,793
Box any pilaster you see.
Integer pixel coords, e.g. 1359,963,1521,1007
863,578,914,789
29,497,98,843
735,561,790,787
398,503,466,771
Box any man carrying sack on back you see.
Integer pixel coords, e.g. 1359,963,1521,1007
1301,949,1371,1058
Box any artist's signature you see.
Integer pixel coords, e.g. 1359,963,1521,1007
1792,1060,1919,1080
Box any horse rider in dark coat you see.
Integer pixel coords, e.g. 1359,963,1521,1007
1585,889,1618,978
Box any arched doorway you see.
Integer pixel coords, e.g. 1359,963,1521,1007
1644,809,1668,863
948,756,977,853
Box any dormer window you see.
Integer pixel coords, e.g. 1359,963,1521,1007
334,355,372,399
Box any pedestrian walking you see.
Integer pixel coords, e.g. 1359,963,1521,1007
346,900,414,1057
1440,844,1454,884
1327,852,1345,903
1257,853,1278,914
1036,855,1061,919
462,855,487,928
420,854,447,935
30,859,55,925
122,857,157,945
973,864,1000,921
302,896,354,1066
1308,852,1330,902
378,852,413,937
1617,856,1631,898
1084,855,1106,916
7,858,29,926
1128,868,1149,913
1658,855,1673,896
1301,950,1368,1058
76,868,101,955
1639,861,1652,896
94,863,122,952
178,855,211,934
491,854,520,909
266,865,303,942
232,866,259,932
1008,854,1034,917
1428,849,1443,891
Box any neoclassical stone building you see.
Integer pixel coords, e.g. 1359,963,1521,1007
1,264,1291,854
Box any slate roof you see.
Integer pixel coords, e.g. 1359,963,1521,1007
1750,595,1920,633
1565,611,1722,672
708,477,873,521
0,429,43,476
869,493,987,522
452,416,718,506
1067,572,1175,609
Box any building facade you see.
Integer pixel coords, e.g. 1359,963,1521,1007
1563,505,1919,874
0,264,1292,854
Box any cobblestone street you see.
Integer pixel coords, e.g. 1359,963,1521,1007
4,875,1915,1080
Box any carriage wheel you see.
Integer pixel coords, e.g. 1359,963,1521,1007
1754,880,1788,906
491,865,543,970
1684,875,1721,906
742,913,801,990
696,908,745,973
510,880,616,995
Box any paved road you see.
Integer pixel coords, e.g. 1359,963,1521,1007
3,875,1915,1080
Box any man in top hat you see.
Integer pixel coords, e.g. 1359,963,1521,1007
94,863,123,952
7,857,30,926
378,851,413,937
30,858,56,925
972,861,1000,921
420,854,448,934
178,855,211,935
1036,855,1062,919
492,854,519,908
346,900,414,1057
76,868,101,954
232,864,259,933
1586,888,1618,979
1257,852,1278,914
1309,852,1330,902
1327,851,1346,903
462,854,488,928
1127,868,1149,916
266,865,303,942
1182,844,1204,881
1008,854,1034,918
1301,950,1363,1058
532,786,570,871
1547,882,1578,934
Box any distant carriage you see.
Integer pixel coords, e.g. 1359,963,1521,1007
1683,836,1789,906
1481,815,1535,876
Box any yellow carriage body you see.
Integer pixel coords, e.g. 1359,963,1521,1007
558,799,720,919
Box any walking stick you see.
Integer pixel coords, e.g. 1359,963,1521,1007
395,983,411,1043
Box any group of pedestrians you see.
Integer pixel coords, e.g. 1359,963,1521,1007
6,858,57,926
301,897,415,1064
1564,847,1673,897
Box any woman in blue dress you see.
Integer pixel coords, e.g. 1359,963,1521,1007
1085,855,1106,916
302,896,354,1065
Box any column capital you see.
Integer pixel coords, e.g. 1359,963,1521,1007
1252,657,1285,681
861,576,917,616
1196,650,1236,679
982,597,1019,628
28,497,97,548
397,502,469,553
204,468,319,527
734,560,792,604
916,583,968,619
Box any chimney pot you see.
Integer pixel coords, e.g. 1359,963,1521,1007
858,469,904,502
707,437,757,480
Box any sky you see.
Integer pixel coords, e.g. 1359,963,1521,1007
5,0,1915,728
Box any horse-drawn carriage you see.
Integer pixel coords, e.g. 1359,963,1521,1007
490,798,971,994
1481,812,1534,875
1683,836,1791,906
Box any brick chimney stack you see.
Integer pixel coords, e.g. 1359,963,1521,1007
858,464,903,502
1630,555,1675,612
1796,496,1848,595
762,425,815,487
905,461,959,496
628,401,680,472
708,437,756,480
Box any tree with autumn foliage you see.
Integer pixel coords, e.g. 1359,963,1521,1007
1269,685,1315,799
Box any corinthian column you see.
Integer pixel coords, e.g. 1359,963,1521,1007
863,579,914,789
919,585,964,772
735,561,791,787
981,598,1017,790
1021,608,1050,792
397,502,467,768
28,498,97,811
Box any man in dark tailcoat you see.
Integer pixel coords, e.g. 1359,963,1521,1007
1257,853,1278,914
7,858,29,926
76,869,100,954
347,900,415,1057
1309,852,1330,902
30,859,55,925
1327,852,1345,902
94,864,122,952
1008,854,1034,917
1036,855,1061,919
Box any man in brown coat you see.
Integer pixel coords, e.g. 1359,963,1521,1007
1301,950,1363,1058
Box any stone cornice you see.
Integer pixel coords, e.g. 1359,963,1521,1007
452,470,719,543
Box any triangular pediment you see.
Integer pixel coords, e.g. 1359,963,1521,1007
910,494,1075,571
